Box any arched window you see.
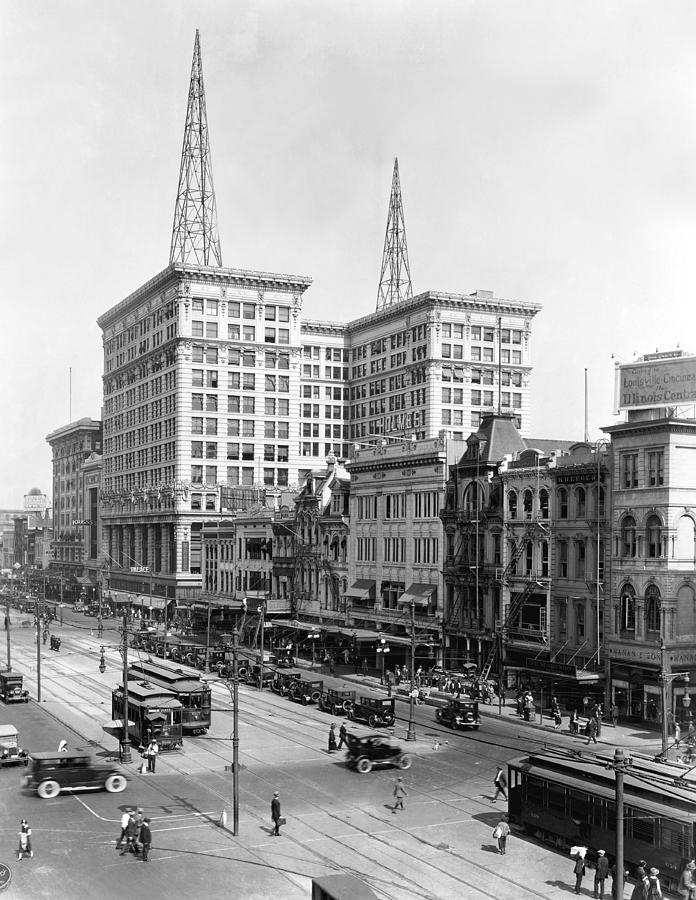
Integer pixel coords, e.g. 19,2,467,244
676,515,696,561
465,482,481,515
576,487,586,517
523,490,533,519
621,515,637,558
539,488,549,518
558,487,568,519
507,490,518,520
541,540,549,577
677,583,696,636
644,584,661,633
646,515,663,559
621,585,636,632
525,541,533,574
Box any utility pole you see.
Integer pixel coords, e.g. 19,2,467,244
120,608,132,763
258,598,266,689
406,599,417,741
36,592,42,703
232,623,239,836
614,748,626,900
5,601,11,671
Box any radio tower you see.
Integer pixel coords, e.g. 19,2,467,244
376,158,413,311
170,30,223,268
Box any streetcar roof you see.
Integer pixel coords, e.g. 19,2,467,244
114,681,183,705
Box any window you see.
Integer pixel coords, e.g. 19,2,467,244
278,329,289,344
645,585,661,632
646,515,663,558
228,324,240,341
648,450,664,486
575,540,586,578
523,489,533,519
205,442,217,458
192,299,204,313
622,453,638,488
242,396,255,414
205,347,218,364
621,586,636,631
192,394,203,411
576,487,586,517
191,441,202,458
541,541,549,577
264,422,275,439
558,540,568,578
265,305,276,321
191,417,203,434
205,418,217,435
192,369,204,387
539,488,549,518
206,370,218,388
242,303,255,319
243,326,256,342
227,443,239,459
264,327,276,343
191,465,203,483
228,301,240,318
227,421,240,439
205,322,218,339
242,420,255,437
192,321,204,337
206,299,218,316
621,515,637,558
507,490,518,519
205,466,217,485
243,373,255,391
206,395,217,411
576,604,585,640
228,372,240,390
264,445,275,461
558,487,568,519
385,494,406,518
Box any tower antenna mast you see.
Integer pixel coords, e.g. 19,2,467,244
170,30,223,267
376,158,413,310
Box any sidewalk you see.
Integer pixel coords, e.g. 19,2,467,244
298,657,670,757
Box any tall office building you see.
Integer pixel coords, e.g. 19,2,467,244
96,34,541,607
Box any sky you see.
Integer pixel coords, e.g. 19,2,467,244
2,0,696,508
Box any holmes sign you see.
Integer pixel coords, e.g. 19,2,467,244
615,354,696,411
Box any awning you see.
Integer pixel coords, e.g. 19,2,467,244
268,619,319,632
76,576,95,586
398,583,436,606
132,596,167,611
102,719,135,736
344,580,375,601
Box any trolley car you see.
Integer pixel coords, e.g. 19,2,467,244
508,749,696,892
111,680,183,751
127,658,211,734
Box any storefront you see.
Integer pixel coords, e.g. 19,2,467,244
607,643,696,726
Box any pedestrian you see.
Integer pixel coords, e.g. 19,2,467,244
675,721,682,747
631,875,649,900
144,736,159,773
17,819,32,860
492,766,508,802
646,868,663,899
586,717,599,745
687,721,696,746
492,816,510,854
611,703,619,727
120,812,138,856
611,861,629,899
329,655,335,675
392,776,407,812
271,791,282,836
570,710,580,735
134,807,144,830
116,807,132,849
337,722,348,750
516,693,524,717
678,860,696,899
139,817,152,862
343,648,350,666
573,852,586,894
58,739,68,753
361,657,368,677
594,849,610,899
386,672,393,698
553,704,562,730
328,723,337,753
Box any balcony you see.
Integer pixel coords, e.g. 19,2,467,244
506,626,548,649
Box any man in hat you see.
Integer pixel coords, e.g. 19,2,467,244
594,849,610,899
327,723,337,752
271,791,282,836
679,860,696,900
116,807,132,850
337,722,348,750
392,776,407,812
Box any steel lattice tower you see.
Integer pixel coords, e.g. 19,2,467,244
376,158,413,311
170,30,223,268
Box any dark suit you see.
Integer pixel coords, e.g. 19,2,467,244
271,798,281,835
595,855,610,898
139,822,152,862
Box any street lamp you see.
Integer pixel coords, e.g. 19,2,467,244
659,638,691,758
376,637,390,684
257,597,267,689
309,631,321,668
406,599,417,741
119,605,132,763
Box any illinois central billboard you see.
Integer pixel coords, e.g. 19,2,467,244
615,354,696,411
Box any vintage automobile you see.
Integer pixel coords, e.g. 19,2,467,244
0,725,28,766
318,688,356,715
0,670,30,704
270,671,302,696
22,750,128,799
345,733,412,774
288,679,323,705
347,696,395,728
435,699,480,730
239,664,274,688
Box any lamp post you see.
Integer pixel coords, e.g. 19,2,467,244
309,630,320,668
120,606,132,763
406,599,417,741
659,638,691,758
219,623,240,836
5,601,10,671
377,637,390,685
257,597,267,689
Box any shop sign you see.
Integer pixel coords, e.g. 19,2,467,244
615,354,696,411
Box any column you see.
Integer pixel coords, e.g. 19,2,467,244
134,524,143,567
161,524,170,574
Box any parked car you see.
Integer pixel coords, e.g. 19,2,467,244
22,750,128,799
0,670,29,704
288,679,323,705
435,699,480,730
345,733,412,774
347,696,395,728
0,725,28,766
319,688,355,715
271,671,302,696
72,602,85,613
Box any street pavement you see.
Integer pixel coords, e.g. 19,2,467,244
0,610,672,899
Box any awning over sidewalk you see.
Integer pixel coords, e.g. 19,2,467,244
76,575,95,586
398,583,436,606
344,580,375,601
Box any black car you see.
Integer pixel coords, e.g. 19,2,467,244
271,671,302,696
22,750,128,799
435,699,480,730
347,696,395,728
345,733,412,774
318,689,355,715
0,671,29,704
288,679,323,705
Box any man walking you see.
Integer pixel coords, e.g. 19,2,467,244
493,766,508,802
139,817,152,862
392,776,407,812
586,717,599,745
116,807,132,849
119,811,138,856
145,736,159,773
493,816,510,854
271,791,282,836
572,852,586,894
337,722,348,750
594,849,610,899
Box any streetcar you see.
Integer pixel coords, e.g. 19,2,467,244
126,657,211,734
508,748,696,892
111,680,184,751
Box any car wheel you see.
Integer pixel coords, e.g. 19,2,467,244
368,714,377,728
383,713,395,726
37,779,61,799
301,696,308,705
398,754,412,770
436,710,443,722
311,690,321,703
105,773,127,793
342,699,353,712
356,757,373,774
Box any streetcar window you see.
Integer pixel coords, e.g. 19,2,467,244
524,776,544,806
627,807,654,845
547,784,566,814
569,791,590,821
661,821,689,856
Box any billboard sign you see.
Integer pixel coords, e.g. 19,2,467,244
615,354,696,411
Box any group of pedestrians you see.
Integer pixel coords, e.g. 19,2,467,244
571,851,669,899
327,722,348,752
116,807,152,862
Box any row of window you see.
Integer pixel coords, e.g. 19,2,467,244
303,346,350,362
354,537,440,564
191,298,291,322
442,344,523,365
356,491,441,520
191,465,290,488
621,450,664,488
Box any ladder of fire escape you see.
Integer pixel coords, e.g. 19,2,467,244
480,578,545,683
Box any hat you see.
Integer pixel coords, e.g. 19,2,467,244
688,862,696,871
273,791,279,797
597,850,605,856
650,868,659,876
